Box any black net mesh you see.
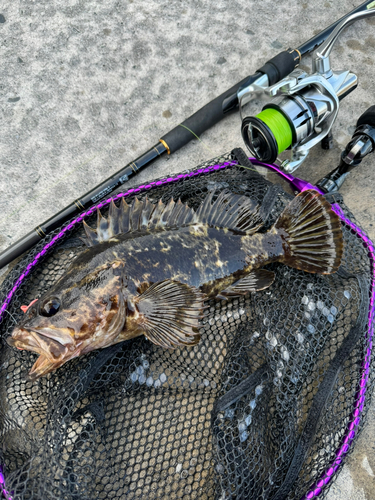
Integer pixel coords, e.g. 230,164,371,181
0,150,373,500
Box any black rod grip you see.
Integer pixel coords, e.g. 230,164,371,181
160,74,261,154
257,49,300,85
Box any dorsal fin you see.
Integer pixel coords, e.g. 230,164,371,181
196,190,261,232
81,190,262,247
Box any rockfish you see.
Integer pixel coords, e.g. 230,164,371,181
8,189,343,380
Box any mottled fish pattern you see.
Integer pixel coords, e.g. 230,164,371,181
8,189,343,380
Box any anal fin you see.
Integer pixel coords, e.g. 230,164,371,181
134,280,206,349
219,269,275,298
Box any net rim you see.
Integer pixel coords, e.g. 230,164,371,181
301,204,375,500
0,158,373,500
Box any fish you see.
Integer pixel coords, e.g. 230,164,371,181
7,189,343,380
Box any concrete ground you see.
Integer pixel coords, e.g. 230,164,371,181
0,0,375,498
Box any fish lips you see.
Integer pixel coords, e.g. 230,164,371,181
7,327,73,360
27,354,62,381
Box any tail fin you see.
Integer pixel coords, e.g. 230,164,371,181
274,190,343,274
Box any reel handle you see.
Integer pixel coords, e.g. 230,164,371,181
357,105,375,127
316,105,375,193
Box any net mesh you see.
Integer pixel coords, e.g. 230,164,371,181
0,150,373,500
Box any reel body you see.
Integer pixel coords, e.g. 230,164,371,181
241,72,342,169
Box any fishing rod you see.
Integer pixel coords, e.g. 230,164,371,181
0,0,373,271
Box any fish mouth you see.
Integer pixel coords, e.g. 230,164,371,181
7,327,72,360
7,327,79,380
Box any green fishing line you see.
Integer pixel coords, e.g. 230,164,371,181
256,108,293,154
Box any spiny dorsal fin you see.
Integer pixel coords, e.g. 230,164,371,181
81,190,262,247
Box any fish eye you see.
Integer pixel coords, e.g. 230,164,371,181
40,297,61,317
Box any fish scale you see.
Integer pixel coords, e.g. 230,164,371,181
91,227,252,291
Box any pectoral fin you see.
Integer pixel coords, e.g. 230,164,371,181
134,280,206,349
219,269,275,298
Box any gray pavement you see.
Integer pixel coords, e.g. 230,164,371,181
1,0,375,498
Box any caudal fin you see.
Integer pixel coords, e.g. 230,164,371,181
274,190,343,274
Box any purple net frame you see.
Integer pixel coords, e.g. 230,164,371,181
301,204,375,499
0,468,10,500
0,159,373,500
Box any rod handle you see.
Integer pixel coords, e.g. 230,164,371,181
160,74,258,154
257,49,301,85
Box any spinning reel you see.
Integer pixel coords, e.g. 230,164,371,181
239,9,375,173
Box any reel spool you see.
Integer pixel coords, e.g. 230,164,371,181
241,95,317,164
240,70,342,170
241,108,292,163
